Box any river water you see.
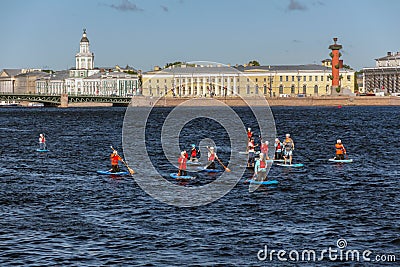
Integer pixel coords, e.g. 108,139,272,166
0,106,399,266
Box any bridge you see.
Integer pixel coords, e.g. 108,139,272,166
0,93,133,107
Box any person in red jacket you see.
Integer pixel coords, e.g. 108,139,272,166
39,133,46,150
178,151,188,176
110,150,123,172
335,139,347,160
190,144,199,162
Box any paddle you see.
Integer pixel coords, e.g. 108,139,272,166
206,146,231,172
110,146,135,175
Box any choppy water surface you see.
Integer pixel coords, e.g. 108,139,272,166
0,106,399,266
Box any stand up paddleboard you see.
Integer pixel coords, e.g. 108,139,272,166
36,149,49,152
197,167,223,173
245,179,279,186
97,170,129,176
276,163,304,168
239,151,260,155
169,173,195,180
328,158,353,163
187,161,202,166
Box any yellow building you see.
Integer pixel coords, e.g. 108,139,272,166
141,63,355,97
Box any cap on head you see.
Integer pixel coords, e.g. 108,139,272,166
265,141,269,145
191,144,195,147
40,134,43,137
247,128,251,131
337,139,341,143
275,138,279,142
210,146,214,150
286,134,290,137
181,151,186,156
259,153,264,159
113,150,118,154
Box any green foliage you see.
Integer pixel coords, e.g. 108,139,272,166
124,70,137,74
164,61,183,68
248,60,260,66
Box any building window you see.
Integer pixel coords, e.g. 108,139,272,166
255,78,258,82
315,76,318,82
286,76,289,82
292,76,295,82
255,84,259,94
303,84,307,94
263,84,267,94
309,76,312,82
347,75,351,81
279,76,283,82
291,84,295,94
246,84,250,94
279,85,283,94
314,85,318,94
264,78,266,82
303,76,306,81
321,76,324,81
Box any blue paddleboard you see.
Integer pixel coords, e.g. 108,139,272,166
36,149,49,152
97,170,129,176
328,158,353,163
246,179,279,185
197,167,223,173
169,173,195,179
276,163,304,168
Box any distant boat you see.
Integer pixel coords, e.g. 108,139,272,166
27,102,44,107
0,101,18,107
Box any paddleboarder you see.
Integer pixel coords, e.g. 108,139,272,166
274,138,283,160
334,139,347,160
206,146,218,169
247,138,256,167
110,150,123,173
283,134,295,165
190,144,199,162
254,153,268,181
178,151,188,176
246,127,253,141
39,133,46,150
260,140,270,159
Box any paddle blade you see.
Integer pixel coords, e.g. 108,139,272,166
128,167,135,175
225,168,231,172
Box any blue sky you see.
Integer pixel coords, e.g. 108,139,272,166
1,0,399,71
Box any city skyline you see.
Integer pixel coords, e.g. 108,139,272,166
1,0,399,72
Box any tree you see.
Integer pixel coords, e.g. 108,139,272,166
248,60,260,66
164,61,183,69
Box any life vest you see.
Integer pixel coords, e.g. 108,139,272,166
247,131,252,139
261,144,268,154
208,153,215,161
335,144,346,154
39,137,46,143
284,138,293,151
110,154,121,165
191,148,197,157
275,142,282,151
178,156,187,169
259,160,266,169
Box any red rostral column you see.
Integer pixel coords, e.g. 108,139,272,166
329,37,342,92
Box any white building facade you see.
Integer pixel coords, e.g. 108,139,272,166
36,29,139,96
